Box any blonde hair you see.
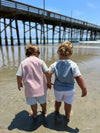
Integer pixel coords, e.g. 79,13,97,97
57,41,73,56
25,44,40,57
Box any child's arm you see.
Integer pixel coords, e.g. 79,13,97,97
44,71,52,89
17,76,23,91
75,76,87,97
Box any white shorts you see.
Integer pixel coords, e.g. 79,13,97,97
54,89,75,104
26,94,47,105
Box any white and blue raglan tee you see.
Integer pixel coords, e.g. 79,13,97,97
49,59,81,91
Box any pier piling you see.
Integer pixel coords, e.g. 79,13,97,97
15,20,20,45
4,18,8,46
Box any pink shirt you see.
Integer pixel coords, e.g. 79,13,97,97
18,57,48,97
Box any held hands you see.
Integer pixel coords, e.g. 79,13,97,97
47,82,54,89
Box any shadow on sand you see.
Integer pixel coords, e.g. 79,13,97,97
44,112,79,133
8,110,44,131
8,110,79,133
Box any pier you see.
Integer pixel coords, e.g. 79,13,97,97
0,0,100,45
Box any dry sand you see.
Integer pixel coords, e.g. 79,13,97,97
0,45,100,133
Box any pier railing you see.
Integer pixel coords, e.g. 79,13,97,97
1,0,100,29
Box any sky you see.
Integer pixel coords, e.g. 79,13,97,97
1,0,100,40
14,0,100,25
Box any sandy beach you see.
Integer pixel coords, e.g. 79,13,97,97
0,45,100,133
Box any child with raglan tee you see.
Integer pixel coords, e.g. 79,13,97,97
49,41,87,121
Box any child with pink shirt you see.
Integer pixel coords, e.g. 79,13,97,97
16,44,51,118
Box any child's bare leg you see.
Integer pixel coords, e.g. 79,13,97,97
40,103,47,114
64,102,71,119
30,104,37,118
55,101,61,112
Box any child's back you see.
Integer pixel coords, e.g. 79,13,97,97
22,56,47,97
49,41,87,121
53,59,81,91
16,44,51,118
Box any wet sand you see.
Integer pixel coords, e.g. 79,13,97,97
0,45,100,133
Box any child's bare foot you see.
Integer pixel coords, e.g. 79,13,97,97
66,113,71,119
65,115,70,119
43,110,47,114
41,110,47,118
33,114,37,119
54,111,61,120
42,109,47,114
29,110,33,115
65,114,71,123
29,110,37,118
